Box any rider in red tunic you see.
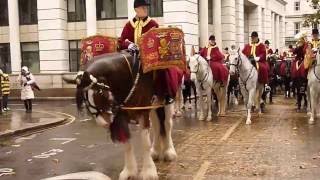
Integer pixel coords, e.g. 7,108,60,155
242,31,269,84
199,35,229,86
291,32,308,111
119,0,179,104
265,40,273,57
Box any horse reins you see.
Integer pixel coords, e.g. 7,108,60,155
230,54,255,92
191,55,209,88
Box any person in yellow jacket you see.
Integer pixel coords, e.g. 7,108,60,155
1,73,10,111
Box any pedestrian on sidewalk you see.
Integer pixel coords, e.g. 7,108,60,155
1,73,10,111
18,66,36,113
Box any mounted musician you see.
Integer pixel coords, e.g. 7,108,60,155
119,0,180,105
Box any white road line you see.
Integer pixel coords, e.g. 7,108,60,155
50,138,77,145
220,118,243,141
193,161,211,180
193,117,244,180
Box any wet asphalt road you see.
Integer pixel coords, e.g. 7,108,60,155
0,96,320,180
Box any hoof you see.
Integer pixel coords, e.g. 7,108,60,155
206,116,212,121
219,112,226,117
309,118,315,125
164,148,177,161
175,110,182,117
246,119,252,125
199,114,205,121
151,148,160,161
140,167,158,180
119,168,138,180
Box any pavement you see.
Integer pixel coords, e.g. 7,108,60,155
0,110,70,139
0,96,320,180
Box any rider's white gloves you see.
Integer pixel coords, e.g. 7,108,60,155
254,57,260,61
128,43,139,52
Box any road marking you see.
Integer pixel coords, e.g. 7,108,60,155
193,117,244,179
220,118,243,141
33,149,64,159
50,138,76,145
42,171,111,180
193,161,211,180
80,118,92,122
0,168,15,177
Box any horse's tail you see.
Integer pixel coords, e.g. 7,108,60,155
156,107,166,137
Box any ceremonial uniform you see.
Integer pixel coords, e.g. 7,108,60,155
119,16,158,49
200,44,229,85
119,16,180,102
242,41,269,84
291,40,308,110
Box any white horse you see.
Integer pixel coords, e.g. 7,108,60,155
308,49,320,124
189,54,229,121
229,51,264,124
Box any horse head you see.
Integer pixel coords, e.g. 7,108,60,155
63,71,115,128
189,54,203,82
229,49,241,76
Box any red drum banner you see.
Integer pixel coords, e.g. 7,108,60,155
138,28,186,73
80,35,118,69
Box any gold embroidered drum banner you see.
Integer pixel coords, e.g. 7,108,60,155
80,35,118,69
138,28,186,73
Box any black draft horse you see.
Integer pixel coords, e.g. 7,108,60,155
64,51,179,180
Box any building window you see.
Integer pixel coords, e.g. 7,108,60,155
0,43,11,73
21,42,40,73
149,0,163,17
96,0,128,20
208,0,213,24
294,22,300,35
0,0,8,26
294,1,300,11
68,0,86,22
19,0,38,25
69,40,81,72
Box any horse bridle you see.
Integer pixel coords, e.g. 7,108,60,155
82,82,116,118
190,55,209,84
80,53,141,118
229,54,254,92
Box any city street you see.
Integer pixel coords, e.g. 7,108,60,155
0,96,320,180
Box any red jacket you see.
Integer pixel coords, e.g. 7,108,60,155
199,45,224,63
119,17,158,50
266,47,273,55
291,44,308,78
242,42,267,63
